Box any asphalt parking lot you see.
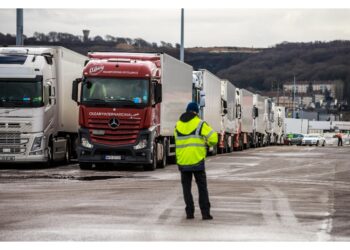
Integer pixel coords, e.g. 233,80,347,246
1,145,350,241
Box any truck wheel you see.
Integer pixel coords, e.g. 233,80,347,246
239,137,243,151
227,137,233,153
213,145,218,155
64,138,71,164
43,140,53,167
157,140,167,169
79,162,93,170
144,144,157,171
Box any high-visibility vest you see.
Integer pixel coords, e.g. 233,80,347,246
175,115,218,167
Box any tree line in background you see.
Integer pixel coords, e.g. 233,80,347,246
0,32,178,49
1,32,350,106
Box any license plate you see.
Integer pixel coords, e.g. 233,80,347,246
0,156,15,161
104,155,121,160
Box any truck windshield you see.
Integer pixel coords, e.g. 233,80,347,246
82,77,149,106
0,80,43,107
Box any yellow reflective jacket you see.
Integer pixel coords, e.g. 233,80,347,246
174,112,218,168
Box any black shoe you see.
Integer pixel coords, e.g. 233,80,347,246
186,214,194,219
202,214,213,220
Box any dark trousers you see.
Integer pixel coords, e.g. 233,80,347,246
180,170,211,216
338,138,343,146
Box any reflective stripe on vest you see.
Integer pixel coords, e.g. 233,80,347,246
175,143,206,149
206,129,214,139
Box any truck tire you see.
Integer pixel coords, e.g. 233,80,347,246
43,139,53,168
64,138,71,164
144,144,157,171
157,139,167,169
79,162,93,170
239,137,243,151
213,145,218,155
227,137,233,153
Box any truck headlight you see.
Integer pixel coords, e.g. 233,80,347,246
31,136,43,151
134,138,148,150
81,137,93,149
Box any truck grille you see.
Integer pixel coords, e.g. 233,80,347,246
0,122,32,132
0,133,28,155
88,118,141,146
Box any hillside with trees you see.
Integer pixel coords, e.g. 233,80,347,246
1,32,350,105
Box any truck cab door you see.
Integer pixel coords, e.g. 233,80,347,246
43,81,56,132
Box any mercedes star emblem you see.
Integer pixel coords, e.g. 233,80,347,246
108,117,120,129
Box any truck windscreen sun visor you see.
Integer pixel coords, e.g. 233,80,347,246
0,55,27,64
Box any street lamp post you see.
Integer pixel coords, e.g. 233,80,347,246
16,9,24,46
180,8,184,62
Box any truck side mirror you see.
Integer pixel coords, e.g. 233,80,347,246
154,84,162,104
72,78,82,103
253,106,259,118
222,100,228,115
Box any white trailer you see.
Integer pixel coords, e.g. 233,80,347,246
331,121,350,132
285,118,309,134
0,46,87,165
159,54,193,136
308,121,331,134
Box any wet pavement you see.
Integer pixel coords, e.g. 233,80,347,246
1,145,350,241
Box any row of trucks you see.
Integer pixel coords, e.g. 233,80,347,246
0,46,286,170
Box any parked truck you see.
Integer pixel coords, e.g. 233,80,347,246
253,94,267,147
240,89,254,149
192,69,222,155
0,46,87,165
264,97,273,145
220,79,237,153
271,104,285,144
72,52,193,170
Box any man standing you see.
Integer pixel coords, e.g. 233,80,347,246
337,132,343,146
174,102,218,220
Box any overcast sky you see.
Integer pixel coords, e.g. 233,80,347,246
1,8,350,48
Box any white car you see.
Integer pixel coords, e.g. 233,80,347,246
301,134,326,146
